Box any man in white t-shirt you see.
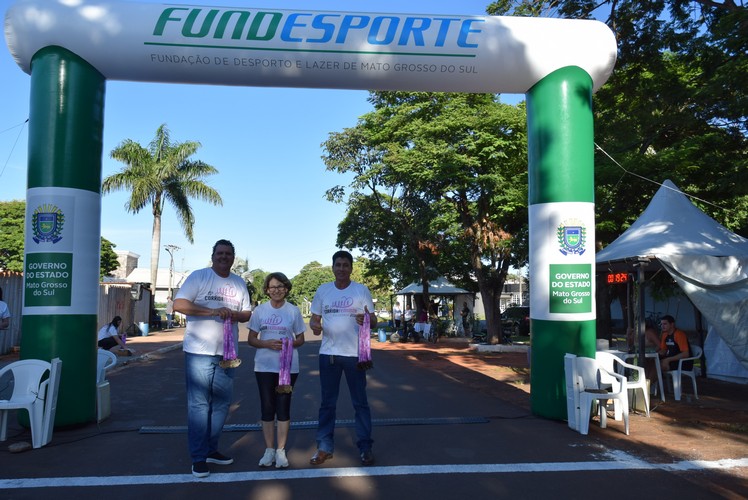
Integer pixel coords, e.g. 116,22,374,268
174,239,252,478
308,250,377,467
393,301,402,331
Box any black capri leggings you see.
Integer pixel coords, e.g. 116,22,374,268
255,371,299,422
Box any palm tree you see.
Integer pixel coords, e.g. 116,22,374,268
102,124,223,292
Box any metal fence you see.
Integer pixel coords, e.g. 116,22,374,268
0,272,152,354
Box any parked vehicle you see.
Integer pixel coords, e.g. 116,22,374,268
501,306,530,337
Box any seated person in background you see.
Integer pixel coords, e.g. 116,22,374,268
645,325,661,349
151,309,162,331
656,315,692,373
98,316,127,351
626,324,661,353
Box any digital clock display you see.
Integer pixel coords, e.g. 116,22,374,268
606,272,629,284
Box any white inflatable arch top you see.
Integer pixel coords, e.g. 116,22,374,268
5,0,617,93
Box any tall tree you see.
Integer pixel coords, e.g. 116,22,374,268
0,200,25,272
489,1,748,335
103,124,223,292
289,262,334,309
323,92,528,343
350,256,393,308
249,268,269,304
488,1,748,241
100,237,119,279
324,113,449,318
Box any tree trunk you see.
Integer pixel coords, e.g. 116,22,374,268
480,286,503,344
150,211,162,297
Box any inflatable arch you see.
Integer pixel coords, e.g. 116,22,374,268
5,1,617,424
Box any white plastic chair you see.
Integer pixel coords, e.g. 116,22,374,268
596,351,650,417
575,356,629,435
0,358,62,448
667,345,702,401
41,358,62,447
96,350,117,422
97,349,117,384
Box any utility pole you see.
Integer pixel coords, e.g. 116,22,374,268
164,244,180,297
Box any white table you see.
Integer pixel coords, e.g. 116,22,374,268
601,350,665,403
623,352,665,402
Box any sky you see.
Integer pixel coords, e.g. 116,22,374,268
0,0,521,279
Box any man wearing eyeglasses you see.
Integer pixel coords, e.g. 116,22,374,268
308,250,378,467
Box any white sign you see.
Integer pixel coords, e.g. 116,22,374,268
5,1,617,93
529,202,596,321
23,187,100,315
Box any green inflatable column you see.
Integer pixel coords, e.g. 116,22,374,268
21,47,105,425
526,66,597,420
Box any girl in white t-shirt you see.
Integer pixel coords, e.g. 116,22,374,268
247,272,306,469
97,316,126,350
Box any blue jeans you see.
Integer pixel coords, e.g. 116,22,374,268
316,354,373,454
185,352,235,463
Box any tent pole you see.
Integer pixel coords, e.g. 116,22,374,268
637,263,647,368
695,307,706,378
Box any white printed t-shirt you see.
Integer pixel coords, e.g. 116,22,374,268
248,301,306,373
98,324,118,341
177,267,252,356
311,281,374,357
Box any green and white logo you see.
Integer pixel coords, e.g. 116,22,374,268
32,204,65,244
557,218,586,256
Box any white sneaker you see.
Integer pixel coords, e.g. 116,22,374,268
275,448,288,468
259,448,275,467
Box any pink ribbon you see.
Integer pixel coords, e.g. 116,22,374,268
358,311,373,370
220,317,241,368
223,317,237,360
277,337,293,393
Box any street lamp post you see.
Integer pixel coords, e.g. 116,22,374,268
164,244,180,297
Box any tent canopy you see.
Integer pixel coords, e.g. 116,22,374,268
596,180,748,373
597,180,748,263
395,277,471,296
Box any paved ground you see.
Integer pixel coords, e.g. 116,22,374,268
0,328,746,499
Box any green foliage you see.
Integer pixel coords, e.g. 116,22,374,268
100,237,119,278
249,269,268,304
230,257,262,300
0,200,25,272
321,91,528,341
491,1,748,240
288,262,334,308
351,256,393,307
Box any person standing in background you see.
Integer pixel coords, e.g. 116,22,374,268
393,301,402,331
165,295,175,329
174,239,252,478
309,250,377,467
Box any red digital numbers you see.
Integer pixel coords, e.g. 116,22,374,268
606,272,628,284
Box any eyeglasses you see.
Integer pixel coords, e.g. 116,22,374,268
267,286,286,291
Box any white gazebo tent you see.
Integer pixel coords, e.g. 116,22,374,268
596,180,748,381
395,277,474,322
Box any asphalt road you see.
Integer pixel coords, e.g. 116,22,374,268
1,336,745,499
